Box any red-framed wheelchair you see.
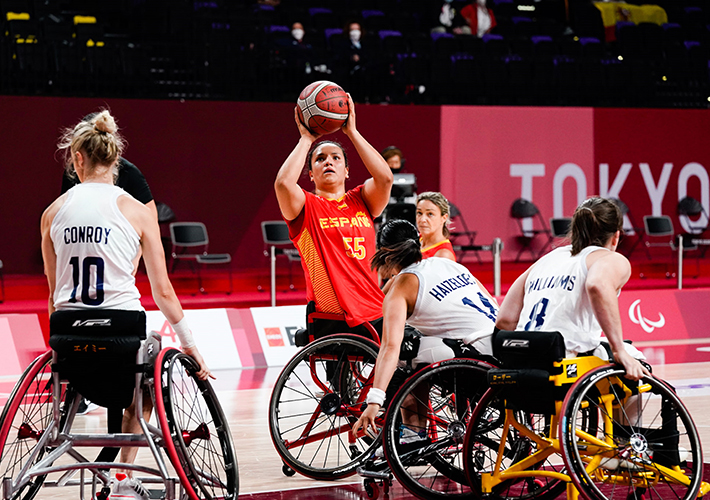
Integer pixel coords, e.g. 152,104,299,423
0,310,239,500
268,309,382,480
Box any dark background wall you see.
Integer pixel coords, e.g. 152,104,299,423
0,96,441,274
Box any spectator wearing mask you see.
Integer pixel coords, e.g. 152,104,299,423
431,0,471,35
334,21,372,100
277,22,313,69
461,0,497,37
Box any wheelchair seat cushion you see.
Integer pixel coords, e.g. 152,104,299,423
49,310,146,409
493,330,565,370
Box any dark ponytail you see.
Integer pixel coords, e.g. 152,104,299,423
371,219,422,271
570,197,623,255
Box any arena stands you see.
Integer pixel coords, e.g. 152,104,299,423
1,0,709,107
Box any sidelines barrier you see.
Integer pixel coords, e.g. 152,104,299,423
2,288,710,377
454,238,504,296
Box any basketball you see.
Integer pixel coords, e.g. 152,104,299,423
296,81,349,135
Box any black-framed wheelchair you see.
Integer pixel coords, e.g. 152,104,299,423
366,356,495,500
0,310,239,500
462,330,709,500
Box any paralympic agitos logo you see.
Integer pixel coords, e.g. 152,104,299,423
628,299,665,333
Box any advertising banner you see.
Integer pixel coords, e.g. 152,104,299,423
440,106,595,261
594,109,710,238
146,308,241,370
618,288,710,365
250,305,307,366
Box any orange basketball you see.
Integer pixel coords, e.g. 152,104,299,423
296,81,349,135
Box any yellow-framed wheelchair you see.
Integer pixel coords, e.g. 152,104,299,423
463,330,709,500
0,310,238,500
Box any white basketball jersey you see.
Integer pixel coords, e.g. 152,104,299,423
51,183,142,311
516,245,608,353
400,257,497,340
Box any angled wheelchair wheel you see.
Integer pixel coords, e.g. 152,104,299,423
463,388,568,500
382,358,493,500
154,348,239,500
269,334,381,480
559,365,703,500
0,351,67,500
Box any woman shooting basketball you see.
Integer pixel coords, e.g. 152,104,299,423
274,94,393,335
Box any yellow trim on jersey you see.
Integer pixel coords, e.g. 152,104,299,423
421,239,452,254
297,228,344,315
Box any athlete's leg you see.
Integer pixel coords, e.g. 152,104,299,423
120,388,153,475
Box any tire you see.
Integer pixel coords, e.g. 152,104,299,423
463,387,568,500
269,334,381,480
154,348,239,500
382,358,494,500
559,365,703,500
0,351,67,500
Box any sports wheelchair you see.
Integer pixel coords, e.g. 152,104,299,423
462,330,709,500
269,309,382,480
0,310,239,500
359,355,495,500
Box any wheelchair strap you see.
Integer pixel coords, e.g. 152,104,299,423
52,363,146,373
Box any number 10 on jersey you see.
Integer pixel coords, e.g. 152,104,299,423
68,256,105,306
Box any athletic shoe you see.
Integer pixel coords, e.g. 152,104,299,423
400,425,427,445
76,398,100,416
110,473,149,500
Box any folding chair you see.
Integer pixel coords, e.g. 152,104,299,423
677,196,710,277
260,221,301,306
169,222,232,294
510,198,553,261
549,217,572,247
449,202,482,264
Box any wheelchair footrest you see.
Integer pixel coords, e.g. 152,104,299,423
357,463,392,480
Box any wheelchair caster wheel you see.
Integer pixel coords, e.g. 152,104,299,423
96,486,111,500
282,464,296,477
364,479,379,499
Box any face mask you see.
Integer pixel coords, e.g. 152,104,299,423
292,28,304,41
349,29,361,42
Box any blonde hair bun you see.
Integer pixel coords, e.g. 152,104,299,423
93,110,118,134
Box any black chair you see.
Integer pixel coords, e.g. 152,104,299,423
642,215,675,272
260,221,301,297
610,198,644,257
510,198,553,261
169,222,232,294
677,196,709,276
449,202,481,264
156,201,176,224
549,217,572,246
156,201,176,261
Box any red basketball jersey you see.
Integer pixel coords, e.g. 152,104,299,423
421,239,456,259
287,186,384,326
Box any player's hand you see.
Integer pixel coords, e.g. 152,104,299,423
182,346,215,381
341,94,356,136
616,350,650,381
351,403,379,439
294,107,320,141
